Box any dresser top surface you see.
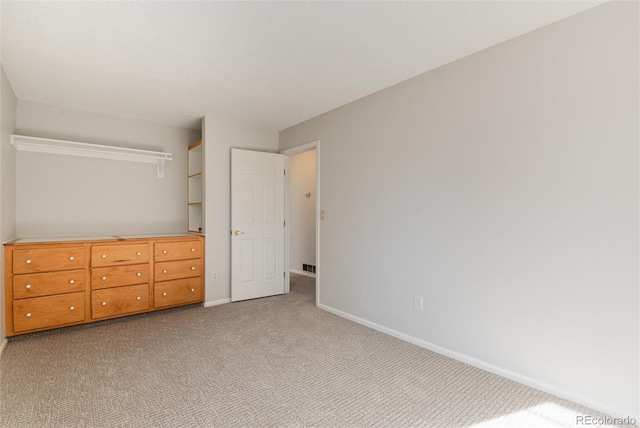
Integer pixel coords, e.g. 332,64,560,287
5,233,203,245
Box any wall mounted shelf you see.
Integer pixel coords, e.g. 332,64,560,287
11,135,173,178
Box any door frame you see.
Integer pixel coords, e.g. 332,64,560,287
281,140,320,306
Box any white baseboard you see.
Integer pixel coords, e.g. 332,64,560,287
204,298,231,308
317,303,635,421
0,338,7,357
290,269,316,278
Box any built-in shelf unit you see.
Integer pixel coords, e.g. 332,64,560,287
188,140,203,233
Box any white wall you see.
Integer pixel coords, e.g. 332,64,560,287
15,101,200,237
280,2,638,420
290,149,316,272
0,65,18,344
203,117,279,304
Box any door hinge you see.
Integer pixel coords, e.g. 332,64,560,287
284,169,286,176
283,220,286,227
284,272,286,278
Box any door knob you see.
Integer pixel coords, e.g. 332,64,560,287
234,230,245,235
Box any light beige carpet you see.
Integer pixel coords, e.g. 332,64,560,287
0,274,609,427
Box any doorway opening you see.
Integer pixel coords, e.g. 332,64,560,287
282,140,320,306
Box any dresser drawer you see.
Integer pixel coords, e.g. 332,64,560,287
91,284,149,320
154,277,202,308
13,247,85,274
92,264,149,290
14,270,85,299
154,240,202,262
155,259,202,282
13,292,85,333
91,244,149,267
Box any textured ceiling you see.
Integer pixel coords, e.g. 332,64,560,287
1,1,604,131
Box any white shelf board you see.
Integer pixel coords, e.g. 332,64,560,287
12,135,173,178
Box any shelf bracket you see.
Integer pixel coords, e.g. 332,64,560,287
157,159,166,178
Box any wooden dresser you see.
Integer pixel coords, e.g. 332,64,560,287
4,234,204,336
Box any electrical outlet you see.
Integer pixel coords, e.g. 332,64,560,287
414,296,424,311
212,272,218,281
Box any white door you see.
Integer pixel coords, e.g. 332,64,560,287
231,149,286,302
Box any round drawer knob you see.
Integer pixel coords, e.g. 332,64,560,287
136,296,141,301
69,280,75,284
136,252,142,256
101,254,107,259
69,306,75,311
191,266,196,271
69,256,75,261
162,292,167,297
26,313,32,318
190,288,195,292
102,276,107,281
136,272,142,277
191,248,195,252
25,284,32,289
26,259,32,264
101,301,107,306
163,250,167,254
162,270,168,274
